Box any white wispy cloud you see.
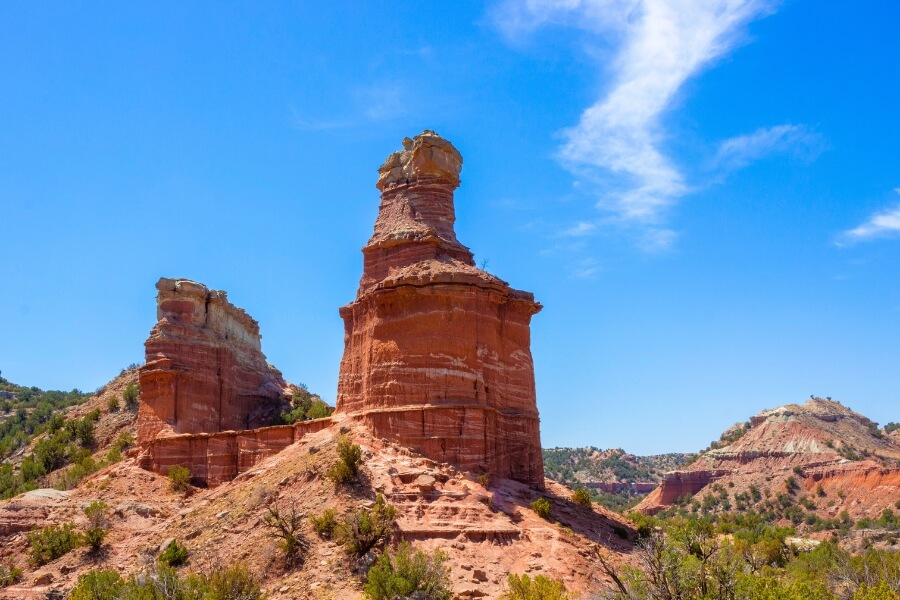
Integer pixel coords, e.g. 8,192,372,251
714,124,825,171
494,0,780,246
840,189,900,243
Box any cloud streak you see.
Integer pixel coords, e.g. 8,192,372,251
840,189,900,243
495,0,780,247
714,124,825,171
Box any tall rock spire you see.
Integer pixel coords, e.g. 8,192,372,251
337,131,545,488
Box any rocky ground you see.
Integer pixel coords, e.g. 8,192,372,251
0,377,634,599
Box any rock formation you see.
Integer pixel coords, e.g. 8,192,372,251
336,131,545,488
137,278,289,444
636,398,900,518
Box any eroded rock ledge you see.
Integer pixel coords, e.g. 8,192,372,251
336,131,545,489
137,278,332,485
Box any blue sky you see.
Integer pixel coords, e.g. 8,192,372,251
1,1,898,454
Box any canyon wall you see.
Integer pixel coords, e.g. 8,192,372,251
137,418,331,486
138,278,289,444
336,131,545,488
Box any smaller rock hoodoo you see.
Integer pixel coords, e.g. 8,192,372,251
337,131,546,488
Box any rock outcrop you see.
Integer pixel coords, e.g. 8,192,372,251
138,278,289,444
336,131,545,488
636,398,900,520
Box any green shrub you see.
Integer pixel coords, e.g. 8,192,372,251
168,465,191,493
327,435,362,484
27,522,80,565
106,447,122,464
107,395,120,412
612,524,629,539
263,504,308,561
159,539,189,567
311,508,338,539
337,494,397,556
503,573,569,600
71,563,264,600
0,561,23,588
69,569,125,600
306,399,333,420
364,542,452,600
279,386,333,424
112,431,135,452
83,500,110,551
531,497,552,520
571,488,592,508
122,382,140,407
204,563,264,599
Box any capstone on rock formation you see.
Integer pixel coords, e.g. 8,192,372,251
336,131,545,488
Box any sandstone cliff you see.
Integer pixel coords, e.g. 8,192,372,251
138,278,289,444
636,398,900,525
337,131,545,489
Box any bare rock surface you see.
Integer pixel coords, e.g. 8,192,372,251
137,278,289,444
337,131,545,488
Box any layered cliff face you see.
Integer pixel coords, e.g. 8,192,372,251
137,278,289,444
337,131,545,488
636,398,900,520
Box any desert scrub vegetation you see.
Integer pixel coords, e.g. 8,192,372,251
122,381,140,407
311,508,338,539
327,434,362,484
531,497,552,520
0,408,102,497
364,541,452,600
69,563,265,600
0,561,23,588
337,493,397,556
599,512,900,600
168,465,191,493
159,539,189,567
503,573,570,600
27,522,81,565
277,383,333,424
263,503,309,562
572,488,592,508
83,500,110,551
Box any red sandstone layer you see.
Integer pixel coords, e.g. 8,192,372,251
138,278,289,444
336,131,545,488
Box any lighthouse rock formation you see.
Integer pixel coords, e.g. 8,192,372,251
337,131,545,488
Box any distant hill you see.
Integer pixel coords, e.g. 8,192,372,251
635,397,900,545
543,447,694,510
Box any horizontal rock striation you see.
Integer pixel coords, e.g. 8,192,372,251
138,278,289,444
137,418,331,486
337,131,545,488
636,398,900,517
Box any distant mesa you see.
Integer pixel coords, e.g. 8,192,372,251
337,131,545,489
136,131,546,490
